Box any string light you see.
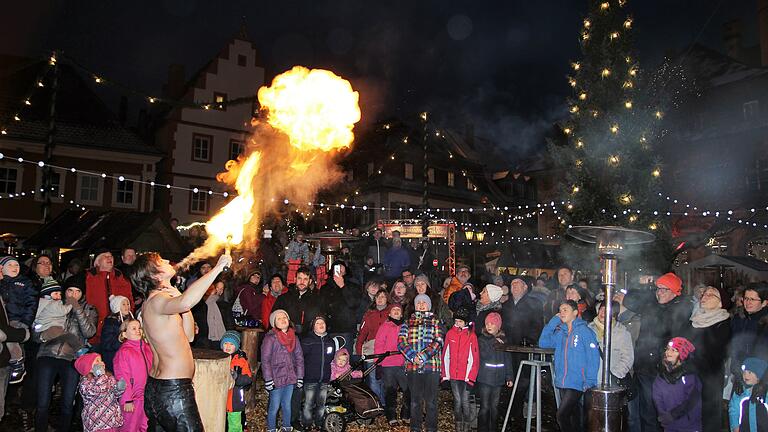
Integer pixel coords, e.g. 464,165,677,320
624,100,633,109
610,124,619,134
601,68,611,78
628,214,638,223
622,80,634,89
600,2,610,10
578,92,587,100
570,105,579,113
620,194,632,205
648,222,658,230
563,127,572,135
655,111,663,119
652,168,661,178
609,155,620,165
583,19,591,28
576,139,584,148
572,62,581,71
582,32,590,41
629,68,637,77
609,32,620,40
568,78,577,87
624,18,633,29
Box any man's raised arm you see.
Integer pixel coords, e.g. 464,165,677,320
159,254,232,315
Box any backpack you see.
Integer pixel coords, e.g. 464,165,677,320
232,288,258,328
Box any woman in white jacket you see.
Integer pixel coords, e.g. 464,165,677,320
588,301,634,385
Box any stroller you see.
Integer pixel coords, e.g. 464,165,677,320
323,351,400,432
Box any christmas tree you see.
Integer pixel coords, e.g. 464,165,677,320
550,0,672,270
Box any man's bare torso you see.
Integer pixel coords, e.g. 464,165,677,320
143,292,194,379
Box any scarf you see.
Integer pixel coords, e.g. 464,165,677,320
592,317,605,342
476,300,500,314
376,302,388,311
388,316,404,326
690,307,730,328
274,327,297,352
206,294,226,341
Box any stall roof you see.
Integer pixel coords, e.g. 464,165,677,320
23,210,191,260
496,243,563,269
680,254,768,280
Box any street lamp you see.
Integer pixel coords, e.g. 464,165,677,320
464,229,475,241
475,231,485,242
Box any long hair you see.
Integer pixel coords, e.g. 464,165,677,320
131,253,166,296
368,287,391,310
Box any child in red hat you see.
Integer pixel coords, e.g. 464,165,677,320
75,352,127,432
652,337,702,432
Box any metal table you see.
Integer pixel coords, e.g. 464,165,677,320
499,345,559,432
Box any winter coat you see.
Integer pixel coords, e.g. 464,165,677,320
729,386,768,432
79,373,125,432
234,283,264,322
474,302,502,335
0,274,38,327
36,297,98,361
652,362,702,432
99,313,126,371
538,315,600,391
477,330,514,387
355,307,390,355
301,332,336,383
260,289,286,330
260,329,304,389
617,307,642,345
366,237,388,264
375,319,405,367
543,287,568,319
443,276,464,305
442,325,479,384
284,240,310,264
587,319,634,381
272,288,321,335
383,247,410,279
730,308,768,374
227,351,252,412
501,292,544,346
0,296,29,367
113,338,153,432
319,278,362,334
623,290,693,374
684,317,731,379
398,311,444,373
448,287,476,317
85,268,133,344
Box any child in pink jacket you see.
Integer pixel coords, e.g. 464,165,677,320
75,352,125,432
374,303,410,426
113,319,153,432
442,307,479,432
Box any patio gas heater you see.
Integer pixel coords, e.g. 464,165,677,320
567,226,655,432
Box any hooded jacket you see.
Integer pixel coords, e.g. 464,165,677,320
375,317,405,367
319,273,361,334
79,373,125,432
0,273,38,327
729,386,768,432
260,328,304,389
227,351,252,412
538,315,600,391
234,282,264,322
35,291,98,362
501,291,544,346
442,324,479,384
301,326,336,383
355,306,391,355
588,319,634,381
113,338,153,432
397,311,444,373
85,268,133,344
652,361,702,432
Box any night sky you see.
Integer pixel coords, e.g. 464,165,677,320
0,0,757,162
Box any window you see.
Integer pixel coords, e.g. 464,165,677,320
404,163,414,180
214,92,227,111
427,168,435,184
116,178,135,205
237,54,247,67
79,175,100,203
447,171,455,187
0,168,18,194
229,140,244,161
367,162,375,177
189,187,209,215
744,100,759,121
192,134,212,162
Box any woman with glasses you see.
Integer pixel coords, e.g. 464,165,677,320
730,283,768,392
685,286,731,432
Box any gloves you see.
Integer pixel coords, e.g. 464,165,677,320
264,380,274,392
116,378,127,392
467,380,475,388
296,379,304,389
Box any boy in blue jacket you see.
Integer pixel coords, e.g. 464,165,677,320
0,256,37,383
300,316,336,430
539,300,600,432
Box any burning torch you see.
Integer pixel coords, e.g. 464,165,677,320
223,234,233,272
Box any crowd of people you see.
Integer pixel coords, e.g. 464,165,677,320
0,230,768,432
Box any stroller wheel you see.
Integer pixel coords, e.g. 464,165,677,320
323,412,346,432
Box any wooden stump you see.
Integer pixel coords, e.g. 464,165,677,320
192,348,232,432
237,327,264,407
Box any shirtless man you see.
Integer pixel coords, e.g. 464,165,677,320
131,252,232,431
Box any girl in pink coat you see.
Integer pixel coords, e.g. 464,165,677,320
113,318,153,432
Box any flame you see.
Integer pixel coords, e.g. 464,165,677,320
177,66,360,270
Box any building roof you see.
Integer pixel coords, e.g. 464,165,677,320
681,44,768,88
0,55,161,155
23,209,191,260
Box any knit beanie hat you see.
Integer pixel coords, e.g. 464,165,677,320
414,294,432,311
453,306,471,323
0,256,18,268
74,352,100,376
109,295,130,314
485,312,502,329
220,330,241,351
667,337,695,361
40,279,62,297
485,284,504,302
63,274,86,295
269,309,290,329
656,273,683,296
743,357,768,379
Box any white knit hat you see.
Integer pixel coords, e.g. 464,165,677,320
269,309,290,329
485,284,504,303
109,295,130,314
